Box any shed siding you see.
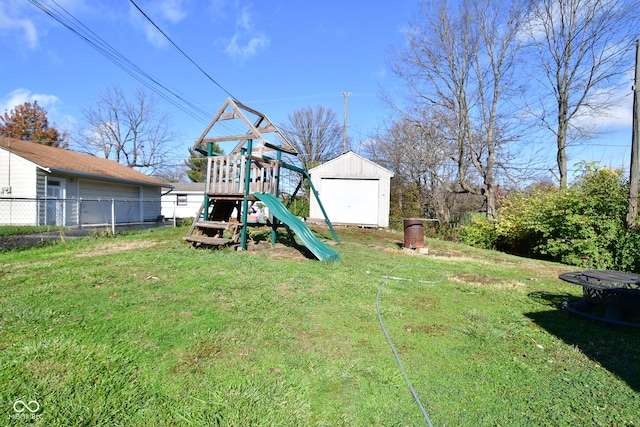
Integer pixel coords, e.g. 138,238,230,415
308,152,393,228
312,155,388,179
142,186,162,221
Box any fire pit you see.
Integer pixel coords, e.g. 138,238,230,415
559,270,640,327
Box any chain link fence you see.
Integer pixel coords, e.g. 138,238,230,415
0,197,168,230
1,197,176,249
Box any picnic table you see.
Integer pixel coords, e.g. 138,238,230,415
559,270,640,327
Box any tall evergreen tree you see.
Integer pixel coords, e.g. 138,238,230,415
184,144,223,182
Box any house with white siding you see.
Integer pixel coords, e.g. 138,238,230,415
0,137,168,226
161,182,206,220
308,151,394,228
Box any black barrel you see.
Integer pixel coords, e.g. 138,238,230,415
403,218,424,248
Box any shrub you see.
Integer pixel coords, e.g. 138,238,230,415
495,163,631,270
426,223,461,242
494,189,551,257
287,196,309,218
613,228,640,272
459,214,497,249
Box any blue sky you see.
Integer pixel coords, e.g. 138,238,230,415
0,0,635,177
0,0,416,169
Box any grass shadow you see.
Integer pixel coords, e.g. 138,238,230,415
248,227,318,260
526,292,640,392
289,240,318,260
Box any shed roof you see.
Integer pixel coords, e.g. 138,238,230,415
0,137,167,187
309,151,394,177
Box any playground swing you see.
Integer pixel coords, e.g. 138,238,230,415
182,98,339,262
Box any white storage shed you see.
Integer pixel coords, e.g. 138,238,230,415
308,151,394,228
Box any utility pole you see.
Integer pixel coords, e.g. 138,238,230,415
343,92,349,153
628,39,639,228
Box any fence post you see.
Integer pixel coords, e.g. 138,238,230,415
111,198,116,235
76,197,81,229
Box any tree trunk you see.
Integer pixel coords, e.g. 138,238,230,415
557,118,568,189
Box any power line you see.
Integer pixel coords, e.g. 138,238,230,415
28,2,377,142
128,0,238,103
28,0,261,143
28,0,215,127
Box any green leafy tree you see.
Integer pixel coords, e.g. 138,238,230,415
0,101,68,147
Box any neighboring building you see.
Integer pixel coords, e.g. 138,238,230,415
308,151,394,228
161,182,271,223
0,137,168,226
161,182,206,220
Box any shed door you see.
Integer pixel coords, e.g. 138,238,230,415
321,178,379,225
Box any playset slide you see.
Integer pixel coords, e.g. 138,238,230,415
253,192,339,262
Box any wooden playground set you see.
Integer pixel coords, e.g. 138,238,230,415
183,98,339,261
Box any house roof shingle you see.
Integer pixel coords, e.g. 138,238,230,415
1,137,167,187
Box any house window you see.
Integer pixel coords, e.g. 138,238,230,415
176,194,188,206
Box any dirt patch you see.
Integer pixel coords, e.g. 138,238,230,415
450,275,530,290
75,240,161,257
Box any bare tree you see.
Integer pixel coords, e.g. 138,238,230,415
368,113,462,223
523,0,639,189
78,85,177,174
279,105,346,172
391,0,527,222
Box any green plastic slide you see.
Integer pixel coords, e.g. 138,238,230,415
253,192,339,262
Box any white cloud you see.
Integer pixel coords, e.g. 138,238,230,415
207,0,229,20
0,89,76,137
158,0,187,24
375,68,388,79
129,0,188,48
0,1,39,49
0,89,61,116
128,7,165,48
223,6,269,62
0,0,89,51
143,21,168,47
573,70,634,132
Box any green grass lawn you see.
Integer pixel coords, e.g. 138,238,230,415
1,226,639,426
